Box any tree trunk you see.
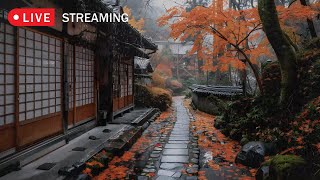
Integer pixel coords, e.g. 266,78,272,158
300,0,318,38
258,0,298,106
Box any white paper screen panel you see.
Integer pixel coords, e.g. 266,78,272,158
128,65,133,95
18,28,62,122
74,46,94,107
0,22,15,125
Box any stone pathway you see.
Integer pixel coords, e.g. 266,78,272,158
139,96,199,179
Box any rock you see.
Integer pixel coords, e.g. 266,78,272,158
75,174,90,180
193,150,200,154
186,167,198,175
191,158,199,164
268,155,309,180
240,137,250,146
256,165,270,180
186,176,198,180
193,154,199,159
58,166,75,176
154,147,163,151
102,129,111,133
142,168,156,173
150,153,160,158
235,141,266,168
145,165,155,169
89,136,98,140
137,176,148,180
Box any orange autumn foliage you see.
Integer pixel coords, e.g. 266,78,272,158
158,1,268,74
93,109,174,179
158,0,319,81
184,99,256,179
123,6,145,32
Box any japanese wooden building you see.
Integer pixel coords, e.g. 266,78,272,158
0,0,157,167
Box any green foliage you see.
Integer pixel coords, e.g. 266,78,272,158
297,37,320,106
268,155,308,180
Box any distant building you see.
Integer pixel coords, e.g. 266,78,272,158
134,57,154,85
154,40,200,79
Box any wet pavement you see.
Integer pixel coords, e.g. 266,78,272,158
95,96,254,180
138,96,199,179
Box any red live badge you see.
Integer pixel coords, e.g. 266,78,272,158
8,8,55,27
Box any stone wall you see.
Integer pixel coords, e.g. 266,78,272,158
191,92,227,115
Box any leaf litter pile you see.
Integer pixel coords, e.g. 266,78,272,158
185,99,256,180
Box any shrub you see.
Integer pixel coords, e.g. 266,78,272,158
268,155,309,180
134,84,172,111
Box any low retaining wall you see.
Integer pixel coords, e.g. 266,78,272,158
191,92,223,115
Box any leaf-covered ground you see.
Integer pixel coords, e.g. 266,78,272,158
184,99,257,180
86,109,175,179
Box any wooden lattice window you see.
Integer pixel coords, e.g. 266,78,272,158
113,60,119,98
67,44,74,109
75,46,94,107
128,65,133,95
120,63,126,98
18,28,62,122
0,22,15,125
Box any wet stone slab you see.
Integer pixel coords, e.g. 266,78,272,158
163,149,189,155
170,134,189,137
171,131,189,135
165,144,188,149
169,137,189,141
161,156,189,163
156,176,176,180
168,141,189,144
157,169,176,176
160,163,185,170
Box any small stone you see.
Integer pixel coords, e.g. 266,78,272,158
191,158,199,164
186,176,198,180
154,147,163,151
192,164,199,169
89,136,98,140
150,153,160,158
193,150,200,154
142,168,156,173
193,136,198,139
137,176,148,180
152,151,161,154
187,167,198,174
145,165,153,169
193,154,199,158
156,176,176,180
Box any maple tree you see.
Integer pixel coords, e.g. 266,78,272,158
158,1,267,92
123,6,145,32
158,0,319,97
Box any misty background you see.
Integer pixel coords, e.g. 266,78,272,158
120,0,185,40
